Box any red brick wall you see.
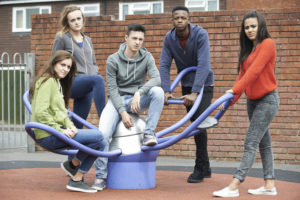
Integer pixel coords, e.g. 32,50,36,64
226,0,300,10
31,7,300,164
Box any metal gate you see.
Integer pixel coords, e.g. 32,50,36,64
0,52,35,152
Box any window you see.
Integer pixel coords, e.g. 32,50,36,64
12,6,51,32
185,0,219,12
119,1,163,20
76,4,100,17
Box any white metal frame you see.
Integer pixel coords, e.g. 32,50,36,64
12,6,51,32
119,1,163,20
75,3,100,17
185,0,219,11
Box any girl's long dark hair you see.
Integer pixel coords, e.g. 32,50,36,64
238,10,271,73
29,50,77,107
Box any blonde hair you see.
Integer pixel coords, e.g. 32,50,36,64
57,5,85,36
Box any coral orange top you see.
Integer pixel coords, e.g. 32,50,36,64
232,38,277,105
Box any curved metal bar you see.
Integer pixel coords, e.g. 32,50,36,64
1,52,9,64
156,67,202,138
142,93,234,151
25,122,122,158
156,86,203,138
214,98,232,120
13,53,22,65
23,91,97,129
23,91,32,114
68,110,98,130
167,99,184,104
169,66,197,93
25,125,78,155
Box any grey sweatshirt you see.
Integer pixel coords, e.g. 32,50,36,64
52,32,99,75
106,42,161,114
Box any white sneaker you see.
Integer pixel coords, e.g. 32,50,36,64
91,178,106,191
248,186,277,195
213,187,239,198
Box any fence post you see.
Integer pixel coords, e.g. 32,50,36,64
24,53,35,153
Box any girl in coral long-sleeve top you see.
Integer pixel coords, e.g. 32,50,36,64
213,10,280,198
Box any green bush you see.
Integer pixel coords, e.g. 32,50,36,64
0,69,25,124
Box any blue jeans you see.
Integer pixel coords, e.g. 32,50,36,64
71,75,106,128
37,129,106,174
94,86,164,179
234,90,279,182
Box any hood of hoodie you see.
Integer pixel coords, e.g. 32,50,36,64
116,42,148,81
117,42,148,62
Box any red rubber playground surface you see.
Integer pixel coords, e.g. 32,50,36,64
1,168,299,200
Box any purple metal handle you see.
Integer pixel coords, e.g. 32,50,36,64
23,91,97,130
166,66,198,105
142,65,234,151
156,93,233,144
25,122,122,157
157,67,203,138
23,91,120,157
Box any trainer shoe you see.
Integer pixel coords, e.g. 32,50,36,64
197,116,218,129
92,178,106,191
248,186,277,195
143,134,158,146
61,161,79,178
213,187,239,198
187,168,211,183
66,178,97,193
187,169,204,183
203,168,212,178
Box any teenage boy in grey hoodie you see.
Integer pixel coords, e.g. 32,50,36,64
92,23,164,191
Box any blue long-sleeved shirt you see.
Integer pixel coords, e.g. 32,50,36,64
159,23,214,93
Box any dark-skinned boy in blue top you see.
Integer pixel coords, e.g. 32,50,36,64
159,6,214,183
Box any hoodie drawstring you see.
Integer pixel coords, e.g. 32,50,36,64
126,60,136,80
127,60,129,78
70,37,74,56
134,62,136,80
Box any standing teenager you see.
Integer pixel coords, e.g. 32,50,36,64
52,5,105,128
213,10,279,198
30,50,106,193
159,6,214,183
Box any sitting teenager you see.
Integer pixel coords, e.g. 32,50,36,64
29,50,106,193
92,23,164,190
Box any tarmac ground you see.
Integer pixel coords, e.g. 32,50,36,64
0,148,299,200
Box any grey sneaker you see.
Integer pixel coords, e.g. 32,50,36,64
66,179,97,193
92,178,106,191
197,116,218,129
143,134,158,146
61,161,79,178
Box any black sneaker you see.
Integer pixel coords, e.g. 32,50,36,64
66,179,97,193
187,168,212,183
187,169,204,183
203,168,212,178
61,161,79,178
